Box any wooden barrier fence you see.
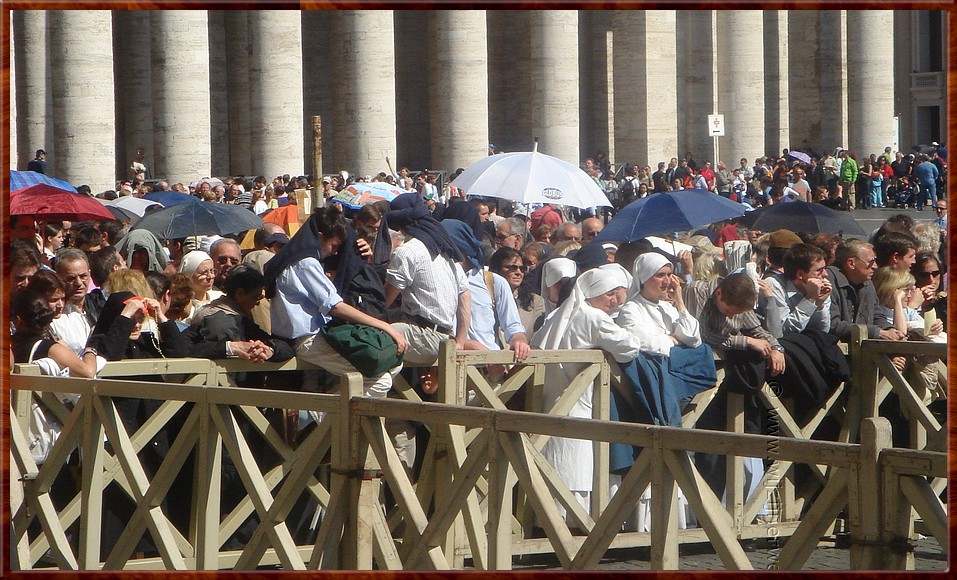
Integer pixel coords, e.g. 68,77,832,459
9,326,947,570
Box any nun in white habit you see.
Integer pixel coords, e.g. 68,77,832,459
618,252,702,354
531,265,641,520
539,257,579,315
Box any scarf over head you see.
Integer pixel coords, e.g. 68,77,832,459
372,192,464,265
441,201,483,241
114,229,170,273
539,257,578,313
532,267,626,350
263,211,331,299
629,252,671,301
179,250,213,276
441,219,484,272
572,242,611,272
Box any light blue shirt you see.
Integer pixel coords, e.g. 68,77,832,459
467,269,526,351
270,257,343,340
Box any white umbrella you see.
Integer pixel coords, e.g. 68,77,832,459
452,142,612,209
106,195,163,217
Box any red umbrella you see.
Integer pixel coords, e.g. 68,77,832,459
11,184,115,221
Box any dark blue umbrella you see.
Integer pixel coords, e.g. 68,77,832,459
10,170,77,193
749,200,866,236
143,190,197,207
130,199,262,240
593,189,746,243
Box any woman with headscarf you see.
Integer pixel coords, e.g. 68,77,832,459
531,266,640,523
618,253,701,353
375,192,470,368
263,203,408,398
114,229,170,273
178,250,223,321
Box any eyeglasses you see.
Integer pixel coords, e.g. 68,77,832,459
194,268,214,277
501,264,527,273
856,257,877,267
935,206,946,212
495,232,515,241
917,270,941,277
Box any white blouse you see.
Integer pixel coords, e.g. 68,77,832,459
617,295,701,356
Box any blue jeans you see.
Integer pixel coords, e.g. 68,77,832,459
919,181,937,209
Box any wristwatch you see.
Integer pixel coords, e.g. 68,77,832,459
771,345,785,353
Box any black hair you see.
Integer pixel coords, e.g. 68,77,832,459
223,264,265,298
144,270,172,301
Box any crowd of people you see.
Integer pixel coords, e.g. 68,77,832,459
10,143,948,550
600,145,947,215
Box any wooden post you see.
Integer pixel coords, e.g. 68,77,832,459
849,417,892,569
436,340,465,567
725,392,744,529
79,394,105,569
312,115,324,206
193,396,222,570
591,359,610,517
650,431,679,569
487,430,513,570
840,325,869,444
335,373,365,569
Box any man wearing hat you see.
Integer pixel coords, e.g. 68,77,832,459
27,148,46,174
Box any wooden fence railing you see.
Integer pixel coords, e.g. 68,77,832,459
10,326,946,570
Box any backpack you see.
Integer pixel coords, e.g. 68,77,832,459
618,178,637,206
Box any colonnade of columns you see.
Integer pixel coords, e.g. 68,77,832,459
11,9,905,191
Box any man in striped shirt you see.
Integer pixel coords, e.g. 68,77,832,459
695,273,784,504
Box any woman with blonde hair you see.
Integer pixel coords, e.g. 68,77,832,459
872,266,946,405
103,268,155,300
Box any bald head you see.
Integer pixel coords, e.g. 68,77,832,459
581,217,603,242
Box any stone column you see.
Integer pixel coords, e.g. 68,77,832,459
13,11,53,173
225,11,251,175
428,10,489,172
248,10,305,178
787,11,822,150
150,10,211,185
486,11,532,152
114,11,153,180
614,10,678,168
530,10,579,164
819,11,848,150
49,11,115,191
716,11,765,165
676,11,716,161
764,11,789,156
207,10,230,177
847,11,896,156
332,10,396,178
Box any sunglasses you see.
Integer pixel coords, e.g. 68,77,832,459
501,264,527,273
917,270,941,277
935,206,946,212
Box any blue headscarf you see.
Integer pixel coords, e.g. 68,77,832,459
374,192,464,264
441,219,484,272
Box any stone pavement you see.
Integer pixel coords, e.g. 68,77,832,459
510,536,948,571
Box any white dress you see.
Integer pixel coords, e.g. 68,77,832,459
533,304,640,509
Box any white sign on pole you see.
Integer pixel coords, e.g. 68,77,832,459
708,114,725,137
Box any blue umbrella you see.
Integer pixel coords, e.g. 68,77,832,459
130,199,262,239
593,189,746,243
10,170,77,193
143,190,197,207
